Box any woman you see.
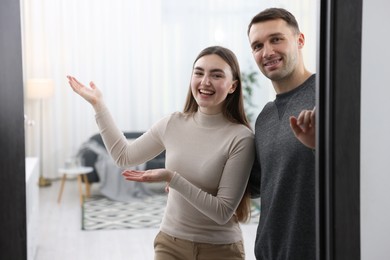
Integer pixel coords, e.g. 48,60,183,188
67,46,254,260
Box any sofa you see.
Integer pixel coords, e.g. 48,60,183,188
77,132,166,201
79,132,165,183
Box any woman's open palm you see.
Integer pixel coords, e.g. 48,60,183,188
122,169,173,183
67,75,102,106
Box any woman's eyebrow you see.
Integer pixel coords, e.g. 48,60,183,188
193,67,225,74
210,68,225,74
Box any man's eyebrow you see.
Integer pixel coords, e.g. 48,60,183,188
251,32,285,48
268,32,285,38
252,32,285,43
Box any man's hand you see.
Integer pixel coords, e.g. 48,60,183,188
289,107,316,149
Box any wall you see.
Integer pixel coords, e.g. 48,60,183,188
21,0,318,180
361,0,390,259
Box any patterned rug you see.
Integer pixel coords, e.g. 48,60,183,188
82,195,260,231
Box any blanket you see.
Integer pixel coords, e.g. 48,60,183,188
77,140,164,202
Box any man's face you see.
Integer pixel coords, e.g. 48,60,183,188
248,19,303,82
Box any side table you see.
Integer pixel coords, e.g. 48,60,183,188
57,166,93,205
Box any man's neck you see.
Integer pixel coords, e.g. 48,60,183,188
272,69,313,94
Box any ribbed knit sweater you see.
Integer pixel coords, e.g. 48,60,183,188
95,108,255,244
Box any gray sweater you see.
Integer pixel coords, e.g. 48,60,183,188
249,75,316,260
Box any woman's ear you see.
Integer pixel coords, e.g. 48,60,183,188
229,80,238,93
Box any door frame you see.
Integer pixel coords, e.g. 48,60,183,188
0,0,27,259
0,0,363,259
316,0,362,259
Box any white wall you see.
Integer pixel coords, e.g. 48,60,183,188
22,0,318,179
361,0,390,259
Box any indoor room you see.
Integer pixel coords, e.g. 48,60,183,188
3,0,390,259
20,1,317,259
21,1,317,259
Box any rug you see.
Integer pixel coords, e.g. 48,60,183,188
82,195,260,231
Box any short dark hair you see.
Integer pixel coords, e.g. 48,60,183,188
247,8,300,35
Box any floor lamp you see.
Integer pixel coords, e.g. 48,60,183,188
26,79,54,187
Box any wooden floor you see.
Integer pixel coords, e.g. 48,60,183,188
35,179,258,260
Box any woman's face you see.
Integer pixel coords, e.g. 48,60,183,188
191,54,237,115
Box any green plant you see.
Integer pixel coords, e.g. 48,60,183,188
241,68,261,122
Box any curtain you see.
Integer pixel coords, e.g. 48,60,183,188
21,0,317,179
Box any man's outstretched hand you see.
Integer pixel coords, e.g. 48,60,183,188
289,107,316,149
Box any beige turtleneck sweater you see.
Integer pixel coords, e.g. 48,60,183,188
95,107,254,244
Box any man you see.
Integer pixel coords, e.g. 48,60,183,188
247,8,316,260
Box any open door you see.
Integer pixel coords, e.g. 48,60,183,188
0,0,364,259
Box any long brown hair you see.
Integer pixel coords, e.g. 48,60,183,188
183,46,252,222
183,46,250,129
236,188,251,223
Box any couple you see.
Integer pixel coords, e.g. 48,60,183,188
68,8,316,260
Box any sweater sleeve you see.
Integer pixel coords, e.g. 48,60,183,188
248,155,261,199
94,105,165,168
169,134,255,225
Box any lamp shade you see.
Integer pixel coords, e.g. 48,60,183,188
26,78,54,99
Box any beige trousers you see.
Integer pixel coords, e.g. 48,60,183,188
153,231,245,260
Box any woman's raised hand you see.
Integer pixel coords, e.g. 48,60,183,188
67,75,103,107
